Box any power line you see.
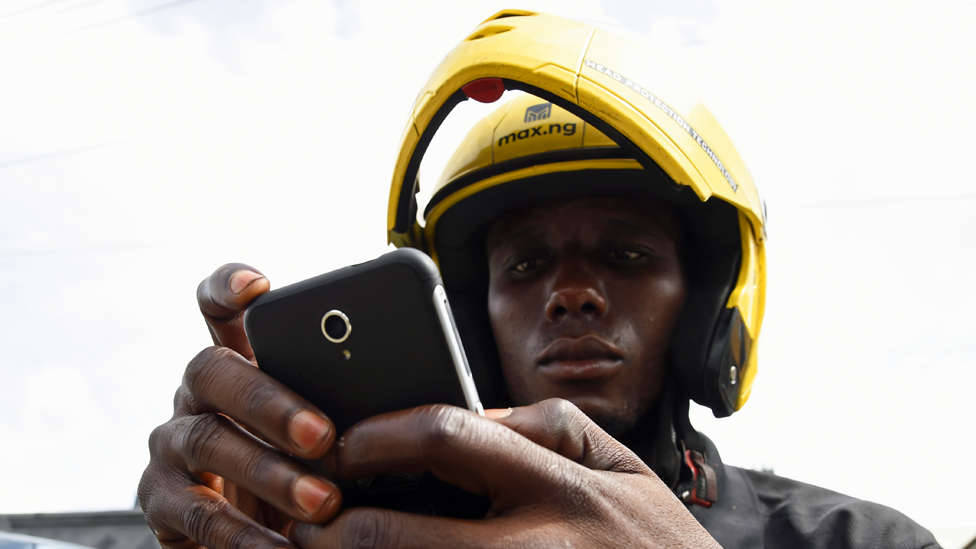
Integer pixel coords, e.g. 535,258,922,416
795,193,976,209
0,0,75,21
0,241,175,259
55,0,112,16
0,140,128,170
61,0,205,36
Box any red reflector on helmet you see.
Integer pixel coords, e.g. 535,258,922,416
462,78,505,103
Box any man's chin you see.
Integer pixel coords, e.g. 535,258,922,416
585,411,640,439
569,399,643,439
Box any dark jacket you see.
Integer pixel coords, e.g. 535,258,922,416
687,439,940,549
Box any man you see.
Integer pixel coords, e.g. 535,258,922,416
138,11,939,549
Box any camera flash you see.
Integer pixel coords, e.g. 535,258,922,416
342,350,351,360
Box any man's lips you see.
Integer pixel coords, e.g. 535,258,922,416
535,336,625,380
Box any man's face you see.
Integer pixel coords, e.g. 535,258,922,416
486,196,686,437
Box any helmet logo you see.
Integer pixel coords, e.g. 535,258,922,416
524,102,551,122
497,121,576,148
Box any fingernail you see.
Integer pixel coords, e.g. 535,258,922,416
484,407,514,419
290,410,330,454
229,270,264,294
294,476,331,517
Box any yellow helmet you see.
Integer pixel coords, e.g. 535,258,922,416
387,10,766,418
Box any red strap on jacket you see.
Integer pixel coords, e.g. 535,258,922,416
683,449,718,507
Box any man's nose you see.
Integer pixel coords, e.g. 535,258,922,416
544,266,608,321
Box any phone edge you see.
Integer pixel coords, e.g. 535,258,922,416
432,284,485,416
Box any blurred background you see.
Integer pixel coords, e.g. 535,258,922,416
0,0,973,547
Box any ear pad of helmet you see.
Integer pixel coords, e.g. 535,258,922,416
703,307,752,417
667,197,744,417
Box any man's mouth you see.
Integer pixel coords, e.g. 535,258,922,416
535,336,625,380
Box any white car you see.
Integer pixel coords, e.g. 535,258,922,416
0,531,95,549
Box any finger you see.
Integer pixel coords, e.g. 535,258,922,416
197,263,270,362
490,399,650,475
179,346,335,460
287,508,511,549
163,413,341,524
333,404,575,508
140,461,295,549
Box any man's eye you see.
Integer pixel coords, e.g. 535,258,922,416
607,249,643,261
513,258,548,272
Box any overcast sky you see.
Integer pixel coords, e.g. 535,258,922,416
1,0,974,546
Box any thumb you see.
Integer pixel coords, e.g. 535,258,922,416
489,399,651,475
196,262,270,362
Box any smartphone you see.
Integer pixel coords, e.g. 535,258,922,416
243,248,489,516
244,248,483,435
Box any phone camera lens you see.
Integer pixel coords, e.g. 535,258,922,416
321,310,351,343
325,316,346,339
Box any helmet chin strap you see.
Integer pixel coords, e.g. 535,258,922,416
639,377,720,508
673,395,720,507
641,376,683,488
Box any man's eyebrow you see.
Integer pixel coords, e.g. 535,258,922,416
606,217,665,237
501,223,545,242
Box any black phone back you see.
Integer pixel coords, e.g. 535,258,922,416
243,248,470,436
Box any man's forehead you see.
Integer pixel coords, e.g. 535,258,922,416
485,195,681,245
